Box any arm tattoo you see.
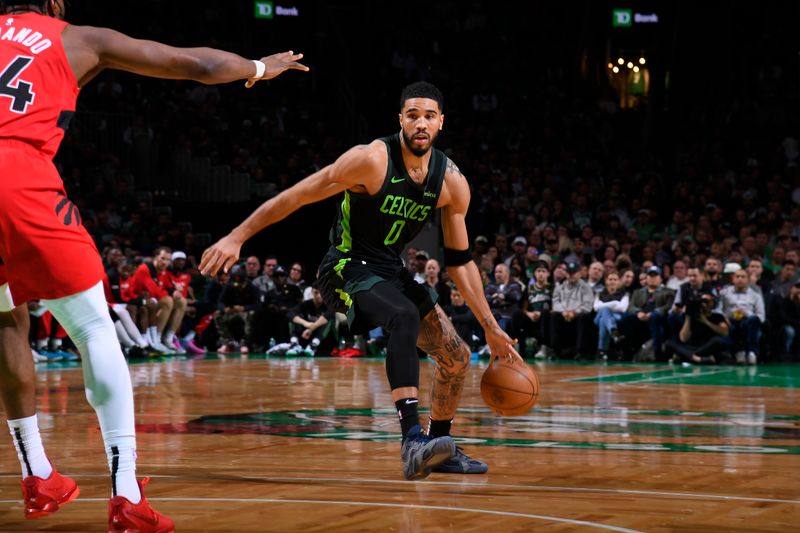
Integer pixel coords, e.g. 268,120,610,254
446,158,465,179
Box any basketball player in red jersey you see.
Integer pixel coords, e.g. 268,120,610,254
0,1,308,530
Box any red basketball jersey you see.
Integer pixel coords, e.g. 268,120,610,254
169,271,192,298
0,12,78,159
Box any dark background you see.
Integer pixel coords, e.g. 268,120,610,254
59,1,800,269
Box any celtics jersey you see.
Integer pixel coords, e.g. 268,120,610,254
326,134,446,267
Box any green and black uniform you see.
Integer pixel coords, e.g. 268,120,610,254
317,133,446,333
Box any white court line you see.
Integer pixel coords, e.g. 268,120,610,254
2,474,797,505
563,368,678,382
0,496,643,532
621,368,737,385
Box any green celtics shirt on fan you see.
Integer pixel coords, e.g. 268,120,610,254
318,133,446,316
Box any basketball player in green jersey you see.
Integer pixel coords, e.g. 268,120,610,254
201,81,521,479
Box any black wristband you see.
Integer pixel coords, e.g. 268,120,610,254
444,247,473,267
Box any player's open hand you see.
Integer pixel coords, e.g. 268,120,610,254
485,323,523,365
246,51,309,88
200,235,243,277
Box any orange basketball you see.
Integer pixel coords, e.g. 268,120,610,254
480,359,540,416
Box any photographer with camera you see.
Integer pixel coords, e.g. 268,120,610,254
669,266,711,336
666,291,731,364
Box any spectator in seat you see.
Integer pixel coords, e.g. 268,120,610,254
424,258,451,307
720,269,766,365
593,271,629,360
704,257,725,294
413,250,429,284
550,261,594,358
472,235,489,263
288,262,308,295
619,266,675,361
405,246,418,275
587,261,605,295
254,255,278,295
504,236,527,268
285,283,334,356
262,265,303,343
215,265,258,353
669,266,708,339
777,281,800,361
513,261,552,358
666,260,689,290
244,256,261,283
771,260,797,301
747,257,769,294
131,247,183,352
484,263,524,335
169,251,204,354
445,286,483,351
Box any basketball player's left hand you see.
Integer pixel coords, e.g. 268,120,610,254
485,324,523,365
246,51,309,88
200,235,243,276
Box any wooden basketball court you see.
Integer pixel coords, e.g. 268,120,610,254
1,355,798,531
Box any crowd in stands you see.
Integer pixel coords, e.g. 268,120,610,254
17,1,799,365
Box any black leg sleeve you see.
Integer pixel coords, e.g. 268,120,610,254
354,282,421,390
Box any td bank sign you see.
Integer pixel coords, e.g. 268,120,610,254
255,1,300,19
612,9,658,27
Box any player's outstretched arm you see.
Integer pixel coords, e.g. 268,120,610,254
200,144,383,276
440,163,521,363
64,26,308,87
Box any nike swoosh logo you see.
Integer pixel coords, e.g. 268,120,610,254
391,176,405,184
404,399,418,405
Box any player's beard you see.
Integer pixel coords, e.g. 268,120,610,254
402,129,437,157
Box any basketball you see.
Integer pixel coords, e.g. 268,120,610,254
480,359,540,416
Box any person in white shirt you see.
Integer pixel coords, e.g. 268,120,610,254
666,260,689,291
719,269,766,365
593,271,629,359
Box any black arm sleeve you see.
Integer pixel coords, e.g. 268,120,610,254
444,247,473,267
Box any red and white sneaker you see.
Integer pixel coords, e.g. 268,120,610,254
21,466,80,519
108,477,174,533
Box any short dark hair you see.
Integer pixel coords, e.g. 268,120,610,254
399,81,443,112
0,1,47,13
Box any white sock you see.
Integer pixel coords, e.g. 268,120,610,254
50,338,63,351
106,436,140,503
163,330,176,345
36,339,47,351
290,336,299,345
115,321,136,348
148,327,159,345
42,282,141,503
114,305,149,348
7,414,52,479
311,338,321,348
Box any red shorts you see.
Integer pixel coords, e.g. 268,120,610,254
0,140,104,303
0,263,6,285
